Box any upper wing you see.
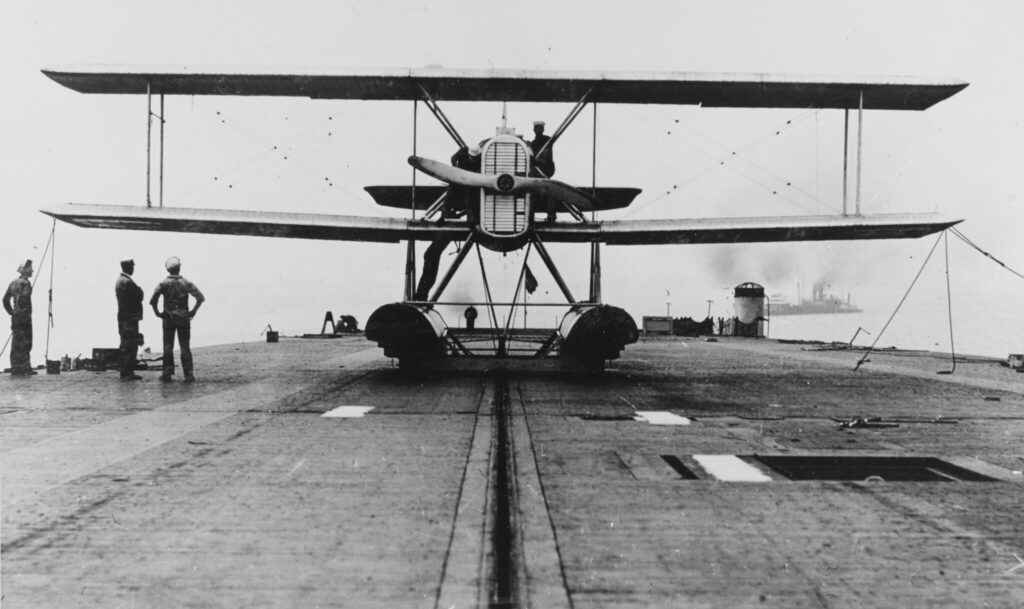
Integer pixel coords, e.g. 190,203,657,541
534,213,961,245
42,65,967,110
40,203,468,242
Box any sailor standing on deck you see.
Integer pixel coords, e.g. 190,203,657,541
3,260,35,376
115,259,144,381
528,121,557,222
414,144,482,301
150,257,205,383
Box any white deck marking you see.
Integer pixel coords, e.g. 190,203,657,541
694,455,773,482
634,411,691,425
321,406,375,418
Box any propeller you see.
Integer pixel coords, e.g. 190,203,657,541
408,155,600,212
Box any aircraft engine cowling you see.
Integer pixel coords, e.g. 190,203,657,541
365,303,447,366
559,305,639,365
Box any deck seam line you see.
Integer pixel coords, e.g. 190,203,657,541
515,381,575,609
434,377,494,609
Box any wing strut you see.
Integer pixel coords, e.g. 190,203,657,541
404,240,417,301
531,234,577,304
417,83,466,149
422,191,449,220
404,100,419,300
589,103,601,303
414,83,466,224
841,89,866,217
428,234,476,302
534,85,594,170
856,89,864,215
534,86,595,222
145,81,167,208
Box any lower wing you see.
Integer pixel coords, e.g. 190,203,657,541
537,213,960,244
41,203,468,242
41,203,958,245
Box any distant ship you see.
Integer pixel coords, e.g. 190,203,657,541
769,280,862,316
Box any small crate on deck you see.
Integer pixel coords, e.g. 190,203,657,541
88,348,120,371
1008,354,1024,369
92,348,120,365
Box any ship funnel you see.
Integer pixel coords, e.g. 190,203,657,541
730,282,766,338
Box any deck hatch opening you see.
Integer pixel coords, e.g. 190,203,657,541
752,455,997,482
660,455,700,479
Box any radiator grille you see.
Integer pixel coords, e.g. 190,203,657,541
484,141,528,175
482,140,529,235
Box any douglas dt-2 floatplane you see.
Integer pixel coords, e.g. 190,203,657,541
41,66,966,371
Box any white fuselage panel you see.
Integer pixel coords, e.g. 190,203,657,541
479,135,530,240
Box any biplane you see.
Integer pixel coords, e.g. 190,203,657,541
40,66,966,371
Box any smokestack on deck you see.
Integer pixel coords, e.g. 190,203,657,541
731,282,767,338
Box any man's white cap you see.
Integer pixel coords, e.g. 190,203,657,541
468,144,481,156
165,256,181,271
16,259,32,273
533,120,545,127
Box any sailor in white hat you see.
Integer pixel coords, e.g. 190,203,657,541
150,256,205,382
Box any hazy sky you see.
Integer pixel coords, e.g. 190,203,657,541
2,1,1022,358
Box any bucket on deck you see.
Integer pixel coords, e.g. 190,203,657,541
46,360,61,374
266,330,279,343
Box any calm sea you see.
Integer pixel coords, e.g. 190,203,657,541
766,304,1019,360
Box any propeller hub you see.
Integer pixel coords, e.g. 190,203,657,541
496,174,515,193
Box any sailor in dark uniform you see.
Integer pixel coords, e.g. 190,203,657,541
115,259,144,381
529,121,557,222
3,259,35,376
415,144,481,301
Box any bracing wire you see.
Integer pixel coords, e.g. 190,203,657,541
853,231,943,371
950,227,1024,282
44,219,57,361
475,244,499,352
172,99,380,213
619,107,828,219
504,243,534,335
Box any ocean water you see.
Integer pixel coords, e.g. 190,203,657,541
766,304,1019,360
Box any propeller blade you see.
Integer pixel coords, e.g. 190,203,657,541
408,156,494,189
512,176,600,211
408,156,601,212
